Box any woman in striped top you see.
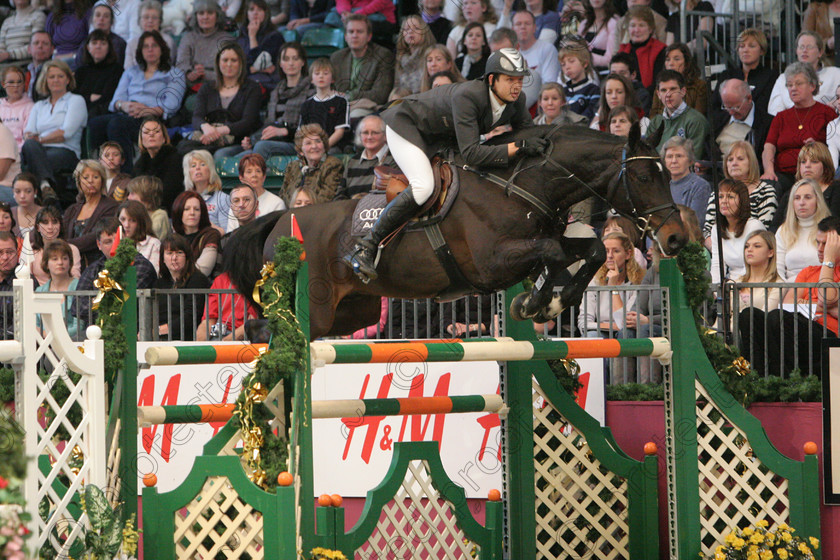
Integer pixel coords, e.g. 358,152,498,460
703,141,777,246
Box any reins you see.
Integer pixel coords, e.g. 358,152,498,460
458,135,678,241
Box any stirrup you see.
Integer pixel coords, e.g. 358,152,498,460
345,242,381,283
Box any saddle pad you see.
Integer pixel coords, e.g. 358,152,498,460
351,193,388,237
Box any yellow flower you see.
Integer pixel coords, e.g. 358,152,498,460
757,520,769,528
715,553,726,560
747,552,759,560
765,533,775,546
776,549,788,560
798,542,810,554
809,536,819,549
751,532,765,544
778,523,789,530
734,538,746,550
748,544,759,554
759,550,773,560
725,532,737,545
781,532,792,543
716,545,725,554
743,527,755,536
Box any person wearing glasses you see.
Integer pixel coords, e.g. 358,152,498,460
768,31,840,115
713,78,772,161
762,62,836,195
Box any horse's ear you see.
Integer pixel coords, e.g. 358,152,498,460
627,121,642,152
645,122,664,152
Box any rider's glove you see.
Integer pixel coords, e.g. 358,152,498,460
516,138,550,157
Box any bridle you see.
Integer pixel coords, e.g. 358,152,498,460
611,147,680,241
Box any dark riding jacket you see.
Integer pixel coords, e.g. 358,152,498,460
381,80,534,168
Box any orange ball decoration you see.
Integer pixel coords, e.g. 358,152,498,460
277,471,293,486
804,441,818,455
142,473,157,487
487,489,501,502
644,442,658,456
330,494,343,507
318,494,332,507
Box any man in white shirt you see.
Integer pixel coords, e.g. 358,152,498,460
513,11,559,85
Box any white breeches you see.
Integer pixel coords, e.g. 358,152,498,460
385,125,434,205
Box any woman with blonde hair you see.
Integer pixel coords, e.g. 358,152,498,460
781,141,840,221
420,44,465,92
183,149,230,231
446,0,498,58
775,178,830,281
280,124,343,204
394,15,436,95
703,141,777,242
735,230,783,373
62,160,118,269
578,231,645,338
22,59,87,201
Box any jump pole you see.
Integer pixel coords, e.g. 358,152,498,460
138,394,507,427
144,338,672,366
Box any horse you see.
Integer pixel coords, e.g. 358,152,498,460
227,122,687,340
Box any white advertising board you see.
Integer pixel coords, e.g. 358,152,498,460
136,341,605,496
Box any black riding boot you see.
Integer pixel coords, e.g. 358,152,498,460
345,187,422,281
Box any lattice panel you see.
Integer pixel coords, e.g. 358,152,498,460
34,331,93,557
533,381,629,560
696,381,790,555
356,460,479,560
174,476,264,559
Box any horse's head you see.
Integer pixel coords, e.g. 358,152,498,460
613,123,687,257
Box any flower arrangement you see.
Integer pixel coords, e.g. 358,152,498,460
707,520,819,560
310,548,348,560
0,489,30,560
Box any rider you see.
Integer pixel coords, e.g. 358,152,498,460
345,47,550,281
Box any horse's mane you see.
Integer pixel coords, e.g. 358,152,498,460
487,123,659,157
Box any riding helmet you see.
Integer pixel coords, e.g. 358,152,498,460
483,48,531,78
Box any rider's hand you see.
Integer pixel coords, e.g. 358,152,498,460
516,138,549,158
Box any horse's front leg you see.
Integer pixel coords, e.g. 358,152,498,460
538,236,606,320
508,238,573,321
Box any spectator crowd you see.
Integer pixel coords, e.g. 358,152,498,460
0,0,838,381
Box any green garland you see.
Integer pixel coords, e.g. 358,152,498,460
97,238,137,380
675,242,820,405
235,237,306,490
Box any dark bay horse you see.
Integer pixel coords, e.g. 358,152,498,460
228,123,686,340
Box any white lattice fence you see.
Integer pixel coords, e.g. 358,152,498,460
14,277,107,556
695,381,790,555
356,460,479,560
533,381,629,560
174,476,265,559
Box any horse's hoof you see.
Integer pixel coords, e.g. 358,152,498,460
509,293,533,321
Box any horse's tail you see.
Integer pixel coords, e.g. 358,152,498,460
224,210,287,315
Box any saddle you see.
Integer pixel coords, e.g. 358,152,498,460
374,156,454,215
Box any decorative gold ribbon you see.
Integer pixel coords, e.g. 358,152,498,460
731,357,750,377
92,269,129,313
253,262,276,306
236,379,270,488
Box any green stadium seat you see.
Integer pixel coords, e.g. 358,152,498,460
300,27,345,60
281,29,297,43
